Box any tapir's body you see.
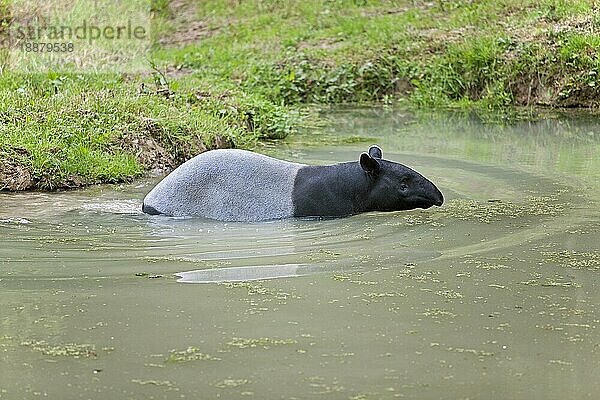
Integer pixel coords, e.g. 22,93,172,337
142,146,443,222
143,149,302,221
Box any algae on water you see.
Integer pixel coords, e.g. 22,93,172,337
166,346,221,362
226,337,298,349
398,197,566,226
542,250,600,271
214,378,249,388
20,340,97,358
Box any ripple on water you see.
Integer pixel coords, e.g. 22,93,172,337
0,154,591,284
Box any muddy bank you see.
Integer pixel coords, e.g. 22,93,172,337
0,132,233,191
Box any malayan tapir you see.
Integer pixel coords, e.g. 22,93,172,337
142,145,443,222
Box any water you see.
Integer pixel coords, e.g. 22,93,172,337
1,109,599,399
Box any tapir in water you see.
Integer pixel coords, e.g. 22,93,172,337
142,145,443,222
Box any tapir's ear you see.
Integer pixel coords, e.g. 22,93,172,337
360,153,380,176
368,145,382,159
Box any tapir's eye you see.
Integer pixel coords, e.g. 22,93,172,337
399,183,408,192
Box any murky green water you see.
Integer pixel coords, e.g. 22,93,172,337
1,109,599,399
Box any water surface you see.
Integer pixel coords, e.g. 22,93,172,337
1,109,599,399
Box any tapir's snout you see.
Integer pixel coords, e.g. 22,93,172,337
419,180,444,209
432,186,444,207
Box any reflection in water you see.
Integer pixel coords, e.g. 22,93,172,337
175,264,313,283
0,109,599,400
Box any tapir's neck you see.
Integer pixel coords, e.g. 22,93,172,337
291,162,372,217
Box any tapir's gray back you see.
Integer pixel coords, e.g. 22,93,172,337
143,149,304,221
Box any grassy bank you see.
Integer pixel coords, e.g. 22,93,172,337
1,0,599,190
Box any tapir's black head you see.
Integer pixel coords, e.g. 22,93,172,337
359,145,444,211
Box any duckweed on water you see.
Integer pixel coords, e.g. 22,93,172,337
435,289,464,299
350,280,378,285
221,281,271,295
488,284,507,289
166,347,221,363
519,279,582,288
461,256,511,271
445,347,494,358
221,281,296,300
349,395,369,400
320,352,355,359
332,274,352,281
549,359,573,366
144,256,232,267
306,248,342,262
131,379,178,389
541,281,582,288
422,308,457,319
331,273,378,285
214,379,249,388
400,197,566,225
362,292,405,299
310,381,345,395
412,272,442,283
226,337,297,349
20,340,97,358
34,236,81,244
542,251,600,271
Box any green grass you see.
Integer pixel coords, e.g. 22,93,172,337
0,71,298,189
151,0,598,108
1,0,598,189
